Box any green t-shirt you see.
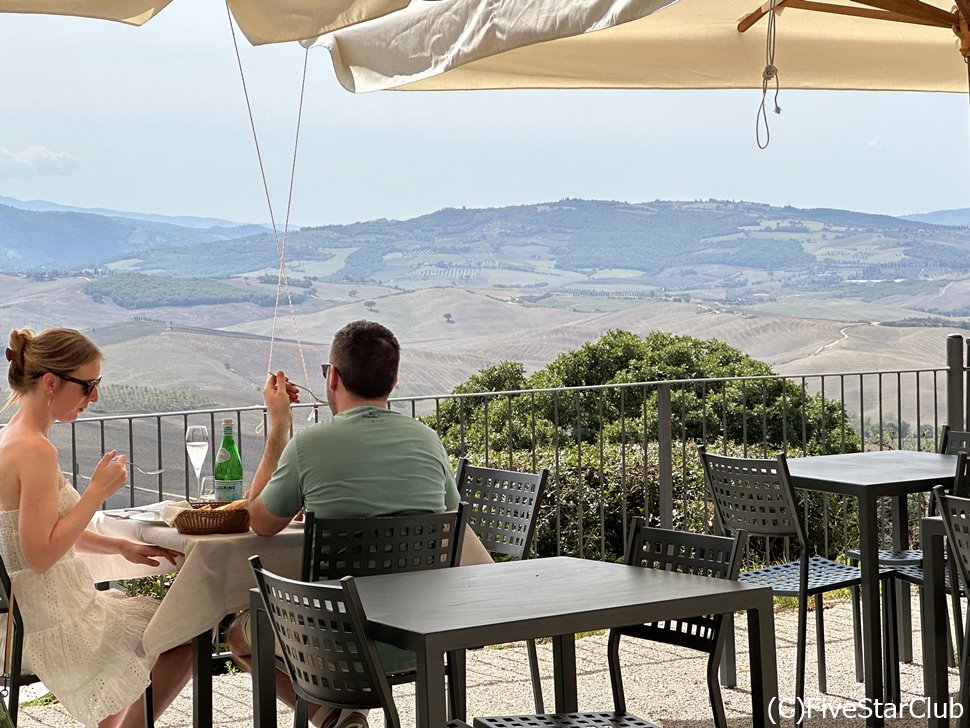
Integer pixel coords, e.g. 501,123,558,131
258,404,460,673
260,405,459,519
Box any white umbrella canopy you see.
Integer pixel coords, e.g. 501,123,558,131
0,0,409,44
314,0,683,92
314,0,970,93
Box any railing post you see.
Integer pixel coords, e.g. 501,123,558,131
947,334,965,429
657,383,673,529
965,338,970,432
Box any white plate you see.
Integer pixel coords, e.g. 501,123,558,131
129,511,167,524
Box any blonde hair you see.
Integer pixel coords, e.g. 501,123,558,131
5,327,102,406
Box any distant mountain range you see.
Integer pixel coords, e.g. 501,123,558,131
0,195,267,230
902,207,970,226
3,196,970,298
0,202,270,269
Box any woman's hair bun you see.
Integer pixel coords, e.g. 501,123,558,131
6,328,33,370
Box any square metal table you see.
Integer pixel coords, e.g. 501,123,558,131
251,555,778,728
786,450,957,728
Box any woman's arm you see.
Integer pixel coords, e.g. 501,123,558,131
75,530,128,555
19,446,129,573
76,530,182,567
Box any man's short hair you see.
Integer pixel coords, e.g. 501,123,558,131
330,320,400,399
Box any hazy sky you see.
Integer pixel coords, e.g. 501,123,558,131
1,1,969,227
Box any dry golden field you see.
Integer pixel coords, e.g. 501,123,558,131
0,274,961,415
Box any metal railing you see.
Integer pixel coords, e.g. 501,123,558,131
51,332,967,563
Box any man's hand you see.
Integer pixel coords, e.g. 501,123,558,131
119,541,183,567
264,371,298,425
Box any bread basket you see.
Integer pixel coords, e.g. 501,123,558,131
174,502,250,535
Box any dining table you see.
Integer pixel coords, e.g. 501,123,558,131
784,450,957,728
250,555,779,728
85,506,305,728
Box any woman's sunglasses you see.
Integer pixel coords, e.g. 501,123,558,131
52,371,102,397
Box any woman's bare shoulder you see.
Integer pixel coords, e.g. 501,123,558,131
0,429,57,510
0,428,57,468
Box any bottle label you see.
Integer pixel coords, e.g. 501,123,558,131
216,448,230,463
214,479,243,502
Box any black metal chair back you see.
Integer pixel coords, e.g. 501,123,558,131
301,504,468,582
454,460,549,560
942,427,970,456
699,445,805,547
955,450,970,498
935,468,970,597
0,553,39,727
250,557,401,728
624,521,744,646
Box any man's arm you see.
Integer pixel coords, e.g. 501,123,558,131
247,371,299,536
248,497,292,536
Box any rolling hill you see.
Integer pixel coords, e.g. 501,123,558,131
0,204,264,269
2,195,970,421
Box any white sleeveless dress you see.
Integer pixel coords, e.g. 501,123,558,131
0,480,159,727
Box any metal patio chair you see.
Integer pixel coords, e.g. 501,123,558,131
455,458,550,713
858,451,970,681
699,445,899,719
473,523,741,728
608,521,744,728
933,483,970,728
299,504,469,722
0,554,40,728
847,426,970,668
250,556,471,728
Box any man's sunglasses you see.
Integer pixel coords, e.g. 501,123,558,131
52,371,102,397
321,363,332,381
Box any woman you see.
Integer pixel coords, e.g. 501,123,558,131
0,327,191,728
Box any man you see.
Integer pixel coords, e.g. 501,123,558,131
228,320,462,728
247,319,459,533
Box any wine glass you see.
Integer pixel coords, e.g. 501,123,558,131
185,425,209,501
199,476,216,503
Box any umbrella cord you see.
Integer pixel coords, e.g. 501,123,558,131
756,0,782,150
224,2,314,417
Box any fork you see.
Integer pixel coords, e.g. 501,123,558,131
67,461,165,481
267,371,328,405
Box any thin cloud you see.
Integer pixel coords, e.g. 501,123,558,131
0,145,79,179
867,136,887,152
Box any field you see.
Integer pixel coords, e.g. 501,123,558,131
1,270,956,504
0,273,960,414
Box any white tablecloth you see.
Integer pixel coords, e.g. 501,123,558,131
86,513,304,656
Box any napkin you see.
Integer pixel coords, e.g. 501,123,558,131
161,500,192,527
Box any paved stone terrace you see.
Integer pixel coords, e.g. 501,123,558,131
17,596,961,727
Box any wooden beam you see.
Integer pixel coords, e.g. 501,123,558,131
851,0,956,27
954,0,970,22
788,0,952,26
738,0,951,31
738,1,785,33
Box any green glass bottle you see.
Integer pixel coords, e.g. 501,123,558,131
214,418,243,502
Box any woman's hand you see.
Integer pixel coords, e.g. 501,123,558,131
119,541,183,567
88,450,129,501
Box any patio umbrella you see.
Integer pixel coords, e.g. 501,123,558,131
313,0,970,93
0,0,410,45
